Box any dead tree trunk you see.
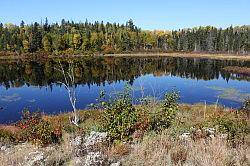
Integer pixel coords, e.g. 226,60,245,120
56,62,79,126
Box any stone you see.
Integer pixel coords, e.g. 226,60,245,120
25,151,45,166
179,132,191,140
84,131,108,147
219,133,228,139
71,136,83,146
205,128,216,135
110,161,121,166
84,152,105,166
0,145,7,151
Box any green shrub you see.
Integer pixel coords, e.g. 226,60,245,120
216,111,249,146
150,91,180,131
103,86,138,142
95,86,180,142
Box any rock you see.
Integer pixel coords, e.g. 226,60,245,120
209,134,215,139
205,128,216,135
179,132,191,140
84,152,105,166
110,161,121,166
70,136,85,156
219,133,228,139
84,131,108,153
84,131,108,147
0,145,7,151
71,136,83,146
25,151,45,166
0,144,11,153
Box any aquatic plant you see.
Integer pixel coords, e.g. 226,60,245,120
0,93,21,102
207,86,250,102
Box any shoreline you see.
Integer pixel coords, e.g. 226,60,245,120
0,103,243,125
102,52,250,61
0,52,250,61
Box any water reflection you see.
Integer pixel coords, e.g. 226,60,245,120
0,56,250,123
1,57,250,88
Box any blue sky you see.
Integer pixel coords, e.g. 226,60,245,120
0,0,249,30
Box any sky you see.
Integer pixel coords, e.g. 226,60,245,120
0,0,249,30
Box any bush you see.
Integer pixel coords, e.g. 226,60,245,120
16,109,62,145
216,111,249,146
150,91,180,131
16,109,42,129
95,86,180,142
103,86,138,142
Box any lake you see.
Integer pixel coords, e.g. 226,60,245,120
0,56,250,123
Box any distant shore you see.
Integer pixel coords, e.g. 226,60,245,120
0,52,250,61
101,52,250,61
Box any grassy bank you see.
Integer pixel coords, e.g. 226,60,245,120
0,101,249,165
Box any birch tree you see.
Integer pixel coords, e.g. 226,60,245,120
56,62,79,126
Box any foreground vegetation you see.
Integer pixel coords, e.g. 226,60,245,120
0,19,249,56
0,88,249,165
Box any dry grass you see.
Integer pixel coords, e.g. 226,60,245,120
123,131,172,166
0,133,76,166
0,142,36,166
187,138,249,166
123,131,250,166
104,53,250,61
0,125,20,134
107,143,132,161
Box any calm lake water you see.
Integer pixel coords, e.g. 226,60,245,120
0,56,250,123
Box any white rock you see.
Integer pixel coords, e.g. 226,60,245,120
110,161,121,166
84,151,104,166
179,132,191,140
71,136,82,146
0,145,7,151
209,134,215,139
84,131,108,147
205,128,216,135
219,133,228,139
25,151,44,166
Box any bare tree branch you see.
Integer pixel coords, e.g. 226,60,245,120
55,61,79,126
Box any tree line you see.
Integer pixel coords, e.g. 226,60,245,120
0,19,249,55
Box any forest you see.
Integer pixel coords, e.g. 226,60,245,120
0,19,249,55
